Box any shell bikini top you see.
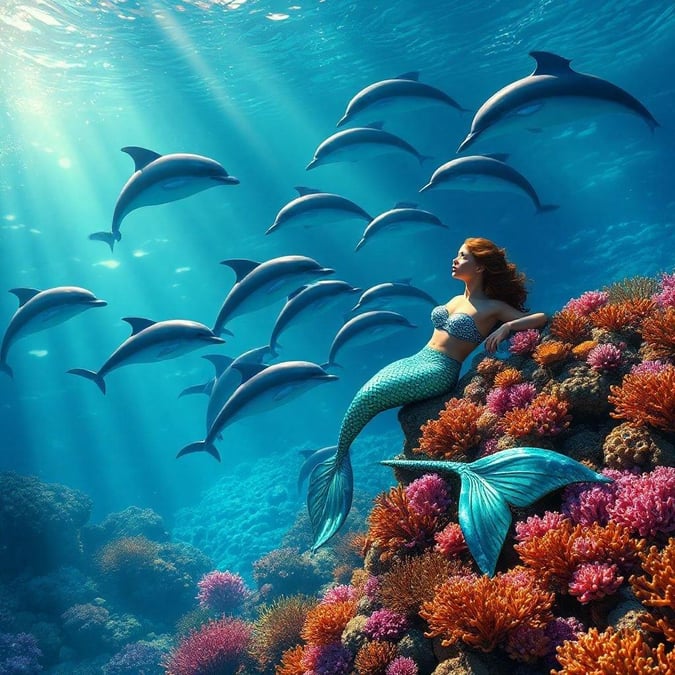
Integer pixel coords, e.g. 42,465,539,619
431,305,487,344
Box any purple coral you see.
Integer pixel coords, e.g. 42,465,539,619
363,608,408,641
405,473,450,518
509,329,541,356
386,656,419,675
652,271,675,308
103,642,165,675
561,470,624,525
486,382,536,415
568,562,624,603
301,642,353,674
0,632,43,674
630,360,667,375
586,343,623,372
197,570,250,615
563,290,609,316
505,623,551,663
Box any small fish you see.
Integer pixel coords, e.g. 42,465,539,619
177,361,338,461
1,286,107,378
355,202,448,251
458,51,658,152
269,280,361,357
266,187,372,234
420,154,558,213
212,255,335,337
323,310,417,369
306,123,430,170
68,318,224,394
381,448,612,576
337,72,468,127
89,146,239,251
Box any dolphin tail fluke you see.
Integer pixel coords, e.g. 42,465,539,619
177,440,221,462
537,203,559,214
418,154,435,166
0,362,13,379
67,368,106,394
308,453,354,550
381,447,611,576
89,231,119,252
178,382,211,398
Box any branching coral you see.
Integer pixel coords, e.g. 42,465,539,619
377,550,468,617
552,626,674,674
420,569,554,653
609,364,675,433
590,298,655,332
509,328,541,356
533,340,572,368
300,599,357,646
493,367,522,388
363,609,408,641
354,640,398,675
549,309,592,344
630,538,675,642
249,595,317,671
415,397,483,461
276,644,305,675
367,486,442,559
500,392,571,438
604,275,660,303
652,271,675,308
434,522,467,558
404,474,451,518
641,306,675,360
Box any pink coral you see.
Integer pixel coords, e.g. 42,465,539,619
197,570,250,614
434,522,468,557
321,584,356,605
514,511,568,544
631,360,667,375
386,656,418,675
652,271,675,308
508,329,541,356
363,575,380,601
405,473,451,518
363,608,408,641
564,290,610,316
529,394,572,436
486,382,537,416
586,343,624,372
561,470,624,525
568,562,624,604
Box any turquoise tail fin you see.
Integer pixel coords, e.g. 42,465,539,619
307,453,353,550
381,447,611,576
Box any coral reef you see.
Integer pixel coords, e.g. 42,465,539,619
196,570,251,615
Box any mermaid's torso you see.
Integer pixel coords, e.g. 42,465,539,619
431,305,486,343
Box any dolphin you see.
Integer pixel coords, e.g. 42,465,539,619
0,286,107,378
269,280,362,357
177,361,339,461
89,146,239,251
380,449,612,576
306,124,430,170
419,154,558,213
457,51,659,152
212,255,335,337
349,280,439,315
337,72,468,127
266,187,373,235
178,354,235,398
68,318,225,394
355,202,449,251
323,310,417,369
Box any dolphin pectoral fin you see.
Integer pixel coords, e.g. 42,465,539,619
458,470,512,577
89,231,117,252
67,368,106,394
536,203,559,213
308,454,354,550
177,440,221,462
0,362,13,379
121,146,162,171
178,382,211,398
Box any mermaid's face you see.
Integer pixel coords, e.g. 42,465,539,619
451,245,482,280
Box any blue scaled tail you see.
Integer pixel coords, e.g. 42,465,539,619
381,447,612,577
307,453,353,551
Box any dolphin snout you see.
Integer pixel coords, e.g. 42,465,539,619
419,182,433,193
457,132,478,153
214,175,240,185
320,268,336,275
318,374,339,382
336,115,349,127
206,335,226,344
89,299,108,307
306,159,319,171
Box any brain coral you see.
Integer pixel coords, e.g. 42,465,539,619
602,422,670,470
555,364,613,419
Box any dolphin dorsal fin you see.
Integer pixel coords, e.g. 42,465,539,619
220,259,260,283
529,51,573,77
202,354,234,376
9,288,41,306
395,71,420,81
394,201,417,209
121,146,162,171
287,286,308,301
122,317,156,335
393,278,413,285
294,186,322,196
484,153,510,162
231,361,267,383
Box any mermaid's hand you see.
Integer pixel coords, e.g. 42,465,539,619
484,324,511,353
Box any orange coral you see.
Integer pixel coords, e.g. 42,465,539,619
572,340,598,359
476,356,506,377
642,307,675,360
300,599,357,646
367,486,441,560
590,298,655,332
420,569,554,652
501,392,571,438
608,365,675,433
353,640,397,675
549,309,592,344
532,340,571,367
415,397,483,461
377,550,470,617
552,626,674,674
493,367,522,388
276,645,306,675
630,539,675,642
250,595,317,670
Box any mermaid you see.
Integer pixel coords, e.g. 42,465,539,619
307,237,611,575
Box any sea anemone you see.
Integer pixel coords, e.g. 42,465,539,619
586,343,623,372
652,271,675,308
363,608,408,641
353,640,398,675
300,599,357,646
509,328,541,356
434,522,468,558
404,473,451,518
563,290,609,316
197,570,250,615
567,562,624,604
493,367,522,388
549,309,592,344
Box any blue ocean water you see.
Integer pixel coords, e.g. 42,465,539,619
0,0,673,580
